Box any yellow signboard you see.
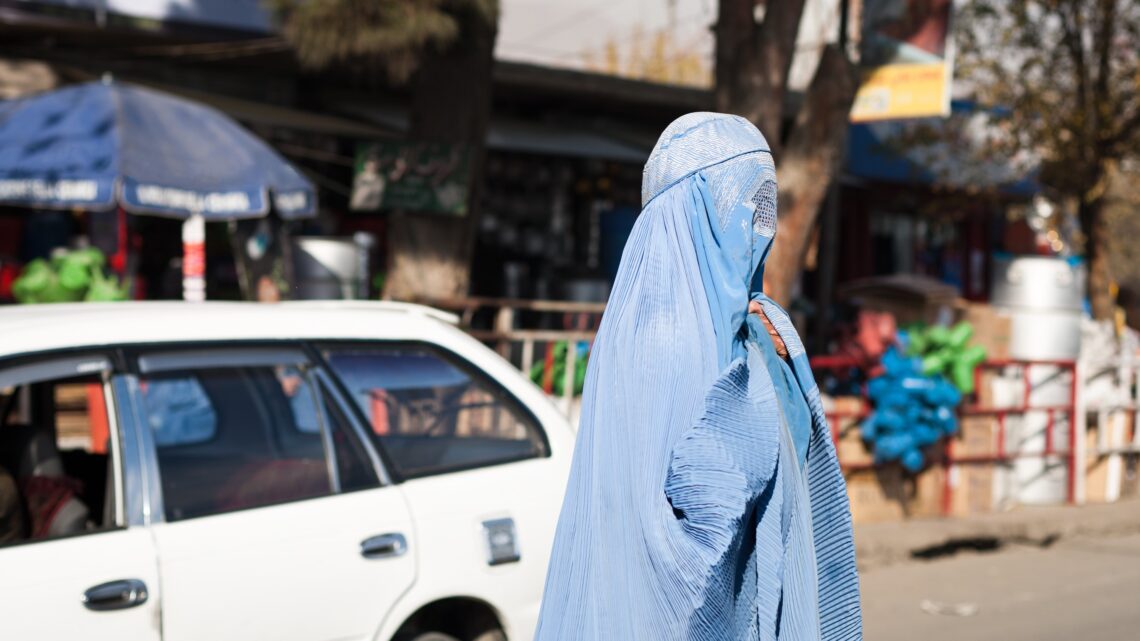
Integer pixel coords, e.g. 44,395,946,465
852,0,955,122
850,62,950,122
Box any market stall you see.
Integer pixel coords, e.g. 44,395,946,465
0,77,317,301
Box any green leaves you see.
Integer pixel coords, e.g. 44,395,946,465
270,0,498,82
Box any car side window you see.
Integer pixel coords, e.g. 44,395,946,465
140,376,217,446
137,363,379,522
0,355,118,546
321,344,548,478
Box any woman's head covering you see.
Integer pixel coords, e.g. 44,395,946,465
643,112,778,367
535,113,861,641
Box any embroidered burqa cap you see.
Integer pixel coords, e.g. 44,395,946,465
534,113,862,640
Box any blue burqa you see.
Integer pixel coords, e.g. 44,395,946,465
535,113,862,640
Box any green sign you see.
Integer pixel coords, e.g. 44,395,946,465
350,141,471,216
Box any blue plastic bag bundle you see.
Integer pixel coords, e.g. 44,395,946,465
863,347,961,472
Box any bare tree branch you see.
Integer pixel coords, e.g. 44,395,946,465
1108,107,1140,154
1094,0,1114,107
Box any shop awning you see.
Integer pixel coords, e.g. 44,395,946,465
486,118,649,163
334,101,651,164
134,81,395,139
846,100,1039,197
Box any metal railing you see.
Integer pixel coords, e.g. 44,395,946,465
1085,359,1140,458
418,297,604,420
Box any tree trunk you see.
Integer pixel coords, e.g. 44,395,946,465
1081,196,1115,320
763,45,857,307
383,6,497,302
715,1,855,307
715,0,807,158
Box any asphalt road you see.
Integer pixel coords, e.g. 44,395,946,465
861,533,1140,641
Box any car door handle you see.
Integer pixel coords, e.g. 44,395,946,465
83,579,149,611
360,533,407,559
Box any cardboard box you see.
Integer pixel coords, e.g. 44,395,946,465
837,425,874,468
956,416,998,458
828,396,873,468
846,467,907,524
949,465,995,516
846,463,946,524
1121,458,1140,499
1084,411,1138,503
974,369,1001,409
959,302,1012,361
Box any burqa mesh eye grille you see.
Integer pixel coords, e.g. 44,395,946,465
703,152,776,233
752,173,778,238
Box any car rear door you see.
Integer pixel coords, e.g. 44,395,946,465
123,345,416,641
0,354,161,641
318,340,573,639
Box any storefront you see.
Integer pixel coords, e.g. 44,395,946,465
829,100,1039,303
473,138,645,302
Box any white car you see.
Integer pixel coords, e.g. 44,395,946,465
0,301,573,641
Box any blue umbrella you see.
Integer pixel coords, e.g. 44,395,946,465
0,78,316,219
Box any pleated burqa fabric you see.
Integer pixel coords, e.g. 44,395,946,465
534,113,862,641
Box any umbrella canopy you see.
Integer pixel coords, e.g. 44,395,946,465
0,79,316,219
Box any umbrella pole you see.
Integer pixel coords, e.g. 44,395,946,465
182,213,206,302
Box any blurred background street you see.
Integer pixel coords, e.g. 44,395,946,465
0,1,1138,640
858,499,1140,641
864,530,1140,641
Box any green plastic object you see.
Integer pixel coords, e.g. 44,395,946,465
921,350,950,376
926,325,951,348
903,323,928,355
903,321,987,394
947,322,974,349
11,248,128,304
950,345,988,393
12,260,51,303
86,270,130,302
530,341,589,397
57,259,92,292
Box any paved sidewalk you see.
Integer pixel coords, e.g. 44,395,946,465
861,533,1140,641
854,498,1140,570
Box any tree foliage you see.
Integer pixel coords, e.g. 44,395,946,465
958,0,1140,194
269,0,498,81
1106,163,1140,289
957,0,1140,318
272,0,500,301
581,26,712,88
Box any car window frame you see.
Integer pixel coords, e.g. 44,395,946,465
310,366,393,487
313,339,552,482
0,349,129,547
119,340,393,524
134,347,310,451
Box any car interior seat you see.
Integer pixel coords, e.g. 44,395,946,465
0,425,90,538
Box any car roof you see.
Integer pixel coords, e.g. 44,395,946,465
0,301,462,360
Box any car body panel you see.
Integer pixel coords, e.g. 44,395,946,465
0,302,461,361
0,528,162,640
153,488,417,641
0,301,574,641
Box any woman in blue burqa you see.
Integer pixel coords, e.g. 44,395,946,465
535,113,862,640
